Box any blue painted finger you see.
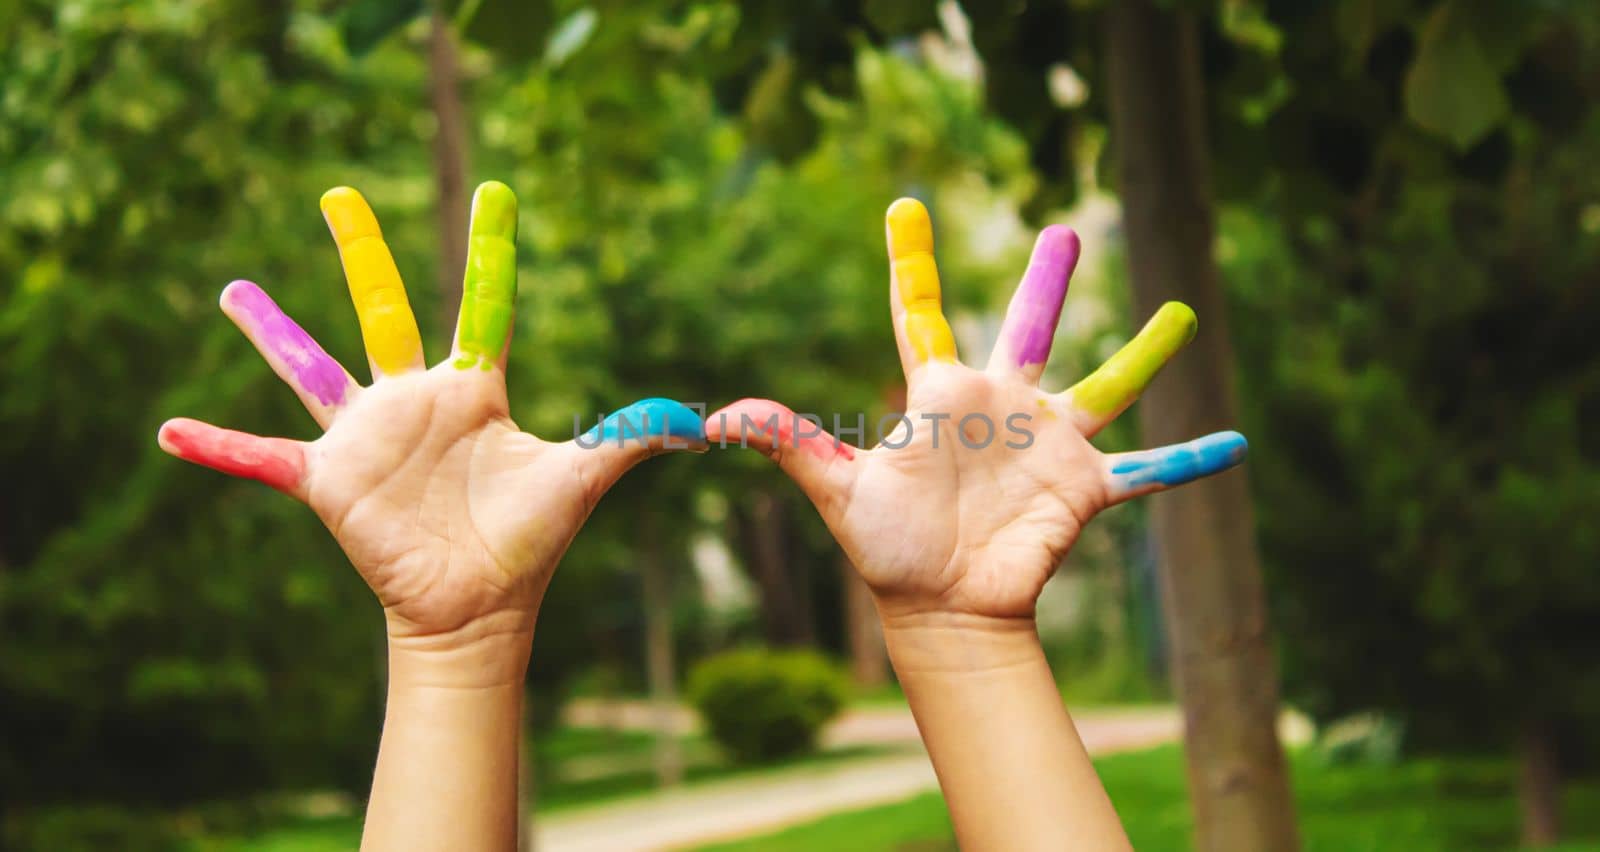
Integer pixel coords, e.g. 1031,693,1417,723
576,398,707,451
1104,431,1248,501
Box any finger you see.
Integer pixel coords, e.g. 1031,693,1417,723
705,398,859,515
987,225,1080,384
157,418,309,498
886,198,958,381
572,398,708,488
452,181,518,371
1064,301,1196,436
1102,430,1247,505
320,186,425,379
219,280,360,429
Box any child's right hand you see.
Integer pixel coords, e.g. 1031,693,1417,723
158,183,703,666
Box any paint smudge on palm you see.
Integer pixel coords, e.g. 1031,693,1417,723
222,280,350,406
158,418,305,493
580,398,707,450
454,181,518,370
1106,431,1247,498
706,398,856,461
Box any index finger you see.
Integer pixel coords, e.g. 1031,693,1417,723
886,198,958,379
320,187,425,379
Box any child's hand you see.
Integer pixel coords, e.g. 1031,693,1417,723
159,183,703,653
708,199,1243,625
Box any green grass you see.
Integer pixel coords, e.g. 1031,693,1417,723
190,815,360,852
698,745,1600,852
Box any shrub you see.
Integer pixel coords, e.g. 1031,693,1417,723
687,647,849,764
3,805,178,852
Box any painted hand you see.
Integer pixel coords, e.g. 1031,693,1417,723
158,183,704,645
708,199,1244,622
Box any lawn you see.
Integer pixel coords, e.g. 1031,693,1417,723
195,739,1600,852
698,745,1600,852
193,726,897,851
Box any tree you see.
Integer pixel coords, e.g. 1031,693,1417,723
1215,2,1600,845
1102,3,1301,848
0,0,443,818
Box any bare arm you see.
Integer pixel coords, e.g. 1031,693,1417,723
885,614,1129,850
362,632,531,851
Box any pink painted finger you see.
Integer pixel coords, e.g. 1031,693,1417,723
220,280,359,428
157,418,308,497
706,399,858,514
987,225,1080,383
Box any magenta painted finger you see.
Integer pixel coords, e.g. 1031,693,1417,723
989,226,1080,379
221,280,356,422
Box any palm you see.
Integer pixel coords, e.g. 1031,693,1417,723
710,199,1246,620
305,369,592,636
158,183,702,638
836,364,1104,618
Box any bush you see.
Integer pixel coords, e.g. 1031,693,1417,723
3,805,179,852
687,647,849,764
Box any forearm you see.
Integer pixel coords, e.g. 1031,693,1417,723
882,611,1130,851
361,629,533,852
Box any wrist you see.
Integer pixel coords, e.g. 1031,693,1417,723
878,609,1046,676
385,609,534,690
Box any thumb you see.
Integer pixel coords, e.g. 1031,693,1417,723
569,397,708,493
705,399,859,514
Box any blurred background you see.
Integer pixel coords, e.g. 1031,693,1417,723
3,0,1598,850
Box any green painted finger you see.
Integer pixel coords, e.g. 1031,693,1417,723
1065,302,1196,431
453,181,519,370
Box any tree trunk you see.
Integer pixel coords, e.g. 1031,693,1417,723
429,6,469,330
735,490,815,646
841,552,887,686
1104,3,1300,851
640,515,684,787
1519,719,1561,847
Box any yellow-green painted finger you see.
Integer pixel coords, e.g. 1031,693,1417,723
453,181,519,370
886,198,958,364
1066,302,1197,428
320,187,424,377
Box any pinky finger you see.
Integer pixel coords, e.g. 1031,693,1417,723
157,418,309,498
1103,431,1248,504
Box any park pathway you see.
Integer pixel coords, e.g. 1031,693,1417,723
535,704,1181,851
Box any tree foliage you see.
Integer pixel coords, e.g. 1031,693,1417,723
0,0,1038,820
1217,2,1600,753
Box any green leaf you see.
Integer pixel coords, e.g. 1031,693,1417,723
545,7,598,67
1221,0,1283,56
861,0,939,35
1403,4,1510,150
458,0,554,60
1335,0,1408,62
340,0,426,57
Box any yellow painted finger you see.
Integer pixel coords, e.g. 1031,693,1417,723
886,198,957,364
320,187,424,377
